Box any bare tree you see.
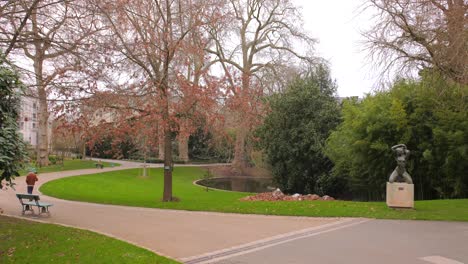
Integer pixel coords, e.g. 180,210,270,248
206,0,317,169
91,0,221,201
0,0,41,57
364,0,468,84
174,18,225,163
0,0,100,166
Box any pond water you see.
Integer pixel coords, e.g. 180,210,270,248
197,177,275,193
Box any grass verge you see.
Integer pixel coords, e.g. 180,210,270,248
40,167,468,221
19,159,120,175
0,215,179,264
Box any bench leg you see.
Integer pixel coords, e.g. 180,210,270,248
22,205,34,215
38,206,51,216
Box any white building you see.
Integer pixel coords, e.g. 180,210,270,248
18,96,52,147
18,96,39,146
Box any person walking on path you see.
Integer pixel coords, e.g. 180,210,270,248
25,170,38,194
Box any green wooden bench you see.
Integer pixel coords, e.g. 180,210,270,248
95,163,104,169
16,193,53,216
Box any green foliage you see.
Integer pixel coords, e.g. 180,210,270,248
188,126,234,163
326,74,467,200
48,155,57,165
0,55,27,189
256,67,341,195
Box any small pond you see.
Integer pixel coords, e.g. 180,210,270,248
196,177,275,193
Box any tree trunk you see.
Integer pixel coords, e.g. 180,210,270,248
161,0,174,202
34,59,49,167
178,133,189,163
158,128,164,160
143,137,148,177
232,72,251,170
162,122,173,201
81,142,86,160
30,7,49,167
232,125,248,169
37,89,49,166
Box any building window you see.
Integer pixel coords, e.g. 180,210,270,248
20,122,24,129
32,123,36,129
33,102,37,109
33,113,37,121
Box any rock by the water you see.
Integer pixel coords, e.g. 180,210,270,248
272,188,284,197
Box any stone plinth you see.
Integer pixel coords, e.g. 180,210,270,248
386,182,414,208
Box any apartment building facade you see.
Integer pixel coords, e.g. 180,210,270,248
18,96,52,148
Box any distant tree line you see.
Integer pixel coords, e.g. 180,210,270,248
257,70,467,201
87,125,234,164
326,73,467,200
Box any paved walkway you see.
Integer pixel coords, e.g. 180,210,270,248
0,160,349,262
209,219,468,264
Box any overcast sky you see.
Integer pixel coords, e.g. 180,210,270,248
293,0,378,97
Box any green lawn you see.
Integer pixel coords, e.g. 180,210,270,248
40,167,468,221
0,215,179,264
19,159,120,175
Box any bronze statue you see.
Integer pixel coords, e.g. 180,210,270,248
389,144,413,184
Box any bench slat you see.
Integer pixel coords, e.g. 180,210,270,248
37,203,53,207
16,194,40,200
23,202,53,206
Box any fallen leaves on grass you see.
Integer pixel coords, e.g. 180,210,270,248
7,247,15,257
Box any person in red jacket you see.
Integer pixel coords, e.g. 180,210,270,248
25,170,38,194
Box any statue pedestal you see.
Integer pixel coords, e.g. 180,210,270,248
386,182,414,208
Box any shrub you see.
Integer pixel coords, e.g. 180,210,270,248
326,74,468,200
257,66,341,194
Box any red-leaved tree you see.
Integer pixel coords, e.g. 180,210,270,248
88,0,225,201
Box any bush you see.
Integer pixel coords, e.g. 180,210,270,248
144,158,164,164
48,155,57,165
0,56,27,188
326,74,468,200
256,66,341,194
188,127,234,163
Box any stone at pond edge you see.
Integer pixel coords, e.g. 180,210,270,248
272,188,284,197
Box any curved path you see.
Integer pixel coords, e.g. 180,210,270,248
0,159,353,262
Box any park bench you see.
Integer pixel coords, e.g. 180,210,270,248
16,193,53,216
95,163,104,169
